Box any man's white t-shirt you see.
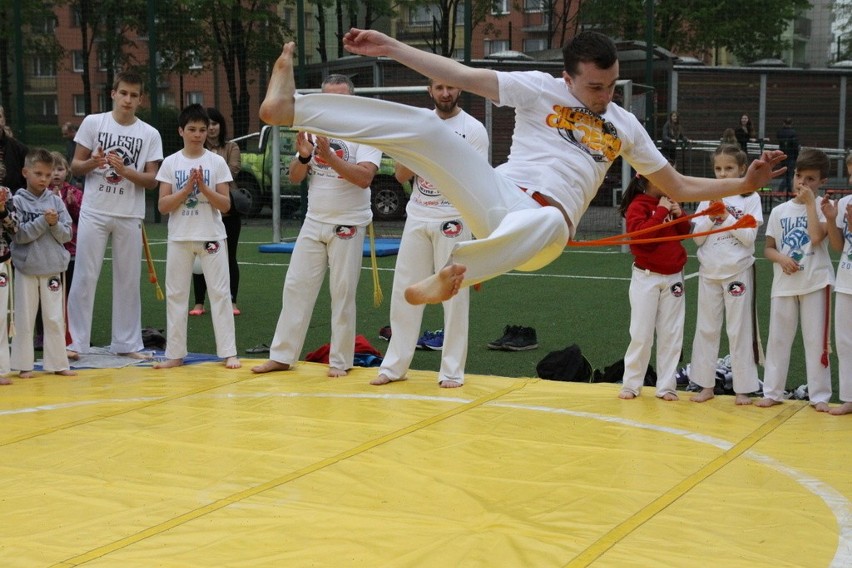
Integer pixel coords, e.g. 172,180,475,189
156,149,231,242
765,197,834,297
496,70,668,228
304,137,382,227
75,112,164,219
406,109,489,222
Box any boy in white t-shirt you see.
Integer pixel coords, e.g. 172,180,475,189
758,148,834,411
820,154,852,415
258,31,786,309
154,104,239,370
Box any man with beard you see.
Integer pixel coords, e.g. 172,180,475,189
372,80,488,389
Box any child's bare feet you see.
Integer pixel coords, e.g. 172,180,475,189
259,43,297,126
829,402,852,415
439,379,463,388
371,373,404,386
735,393,753,405
55,369,77,377
618,388,636,400
328,367,348,378
153,359,184,369
690,388,715,403
755,397,782,408
121,351,153,360
251,360,290,374
660,392,680,401
18,371,34,379
812,401,830,413
224,357,241,369
404,263,466,305
0,376,11,385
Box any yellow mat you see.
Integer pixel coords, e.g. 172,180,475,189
1,362,850,567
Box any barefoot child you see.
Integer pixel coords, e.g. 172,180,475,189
155,104,240,370
0,163,17,384
617,174,689,401
10,149,76,378
689,145,763,405
757,148,834,411
820,154,852,415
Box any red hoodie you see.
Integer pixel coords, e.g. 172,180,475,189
625,193,689,275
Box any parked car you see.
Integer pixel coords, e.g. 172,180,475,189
233,126,408,220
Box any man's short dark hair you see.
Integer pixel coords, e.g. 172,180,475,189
113,71,145,92
562,31,618,77
179,104,209,129
322,74,354,94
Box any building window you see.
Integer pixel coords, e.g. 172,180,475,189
409,4,440,26
73,95,86,116
71,6,81,27
523,38,547,52
32,56,56,77
485,40,510,55
524,0,544,13
492,0,509,15
188,51,203,70
98,93,107,113
72,51,85,72
186,91,204,105
41,97,58,117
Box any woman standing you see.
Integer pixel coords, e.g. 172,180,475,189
190,107,243,316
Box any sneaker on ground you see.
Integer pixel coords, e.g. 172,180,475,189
502,326,538,351
378,325,392,341
488,325,520,350
418,329,444,351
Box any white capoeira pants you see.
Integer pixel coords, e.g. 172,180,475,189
164,240,236,360
293,94,571,287
762,289,832,404
11,272,70,372
837,292,852,403
68,210,144,354
379,217,470,384
689,267,761,395
268,217,366,370
621,265,685,397
0,262,11,375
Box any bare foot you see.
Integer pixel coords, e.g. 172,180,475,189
404,263,466,305
755,398,782,408
251,360,291,374
370,373,404,386
259,43,297,126
54,369,77,377
121,351,153,360
153,359,184,369
18,371,34,379
829,402,852,416
618,389,636,400
0,376,11,385
660,392,680,401
690,388,715,403
66,350,80,361
224,356,241,369
328,367,348,378
439,379,463,388
812,401,830,413
735,394,753,405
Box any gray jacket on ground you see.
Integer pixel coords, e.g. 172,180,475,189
11,188,71,276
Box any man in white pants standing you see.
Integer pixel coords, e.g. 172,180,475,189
259,30,786,309
252,75,381,377
68,71,163,359
372,80,488,389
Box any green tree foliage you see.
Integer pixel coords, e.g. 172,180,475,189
399,0,503,56
577,0,811,63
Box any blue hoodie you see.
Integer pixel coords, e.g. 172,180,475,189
11,187,71,276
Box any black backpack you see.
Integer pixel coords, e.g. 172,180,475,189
536,344,592,382
593,358,657,386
